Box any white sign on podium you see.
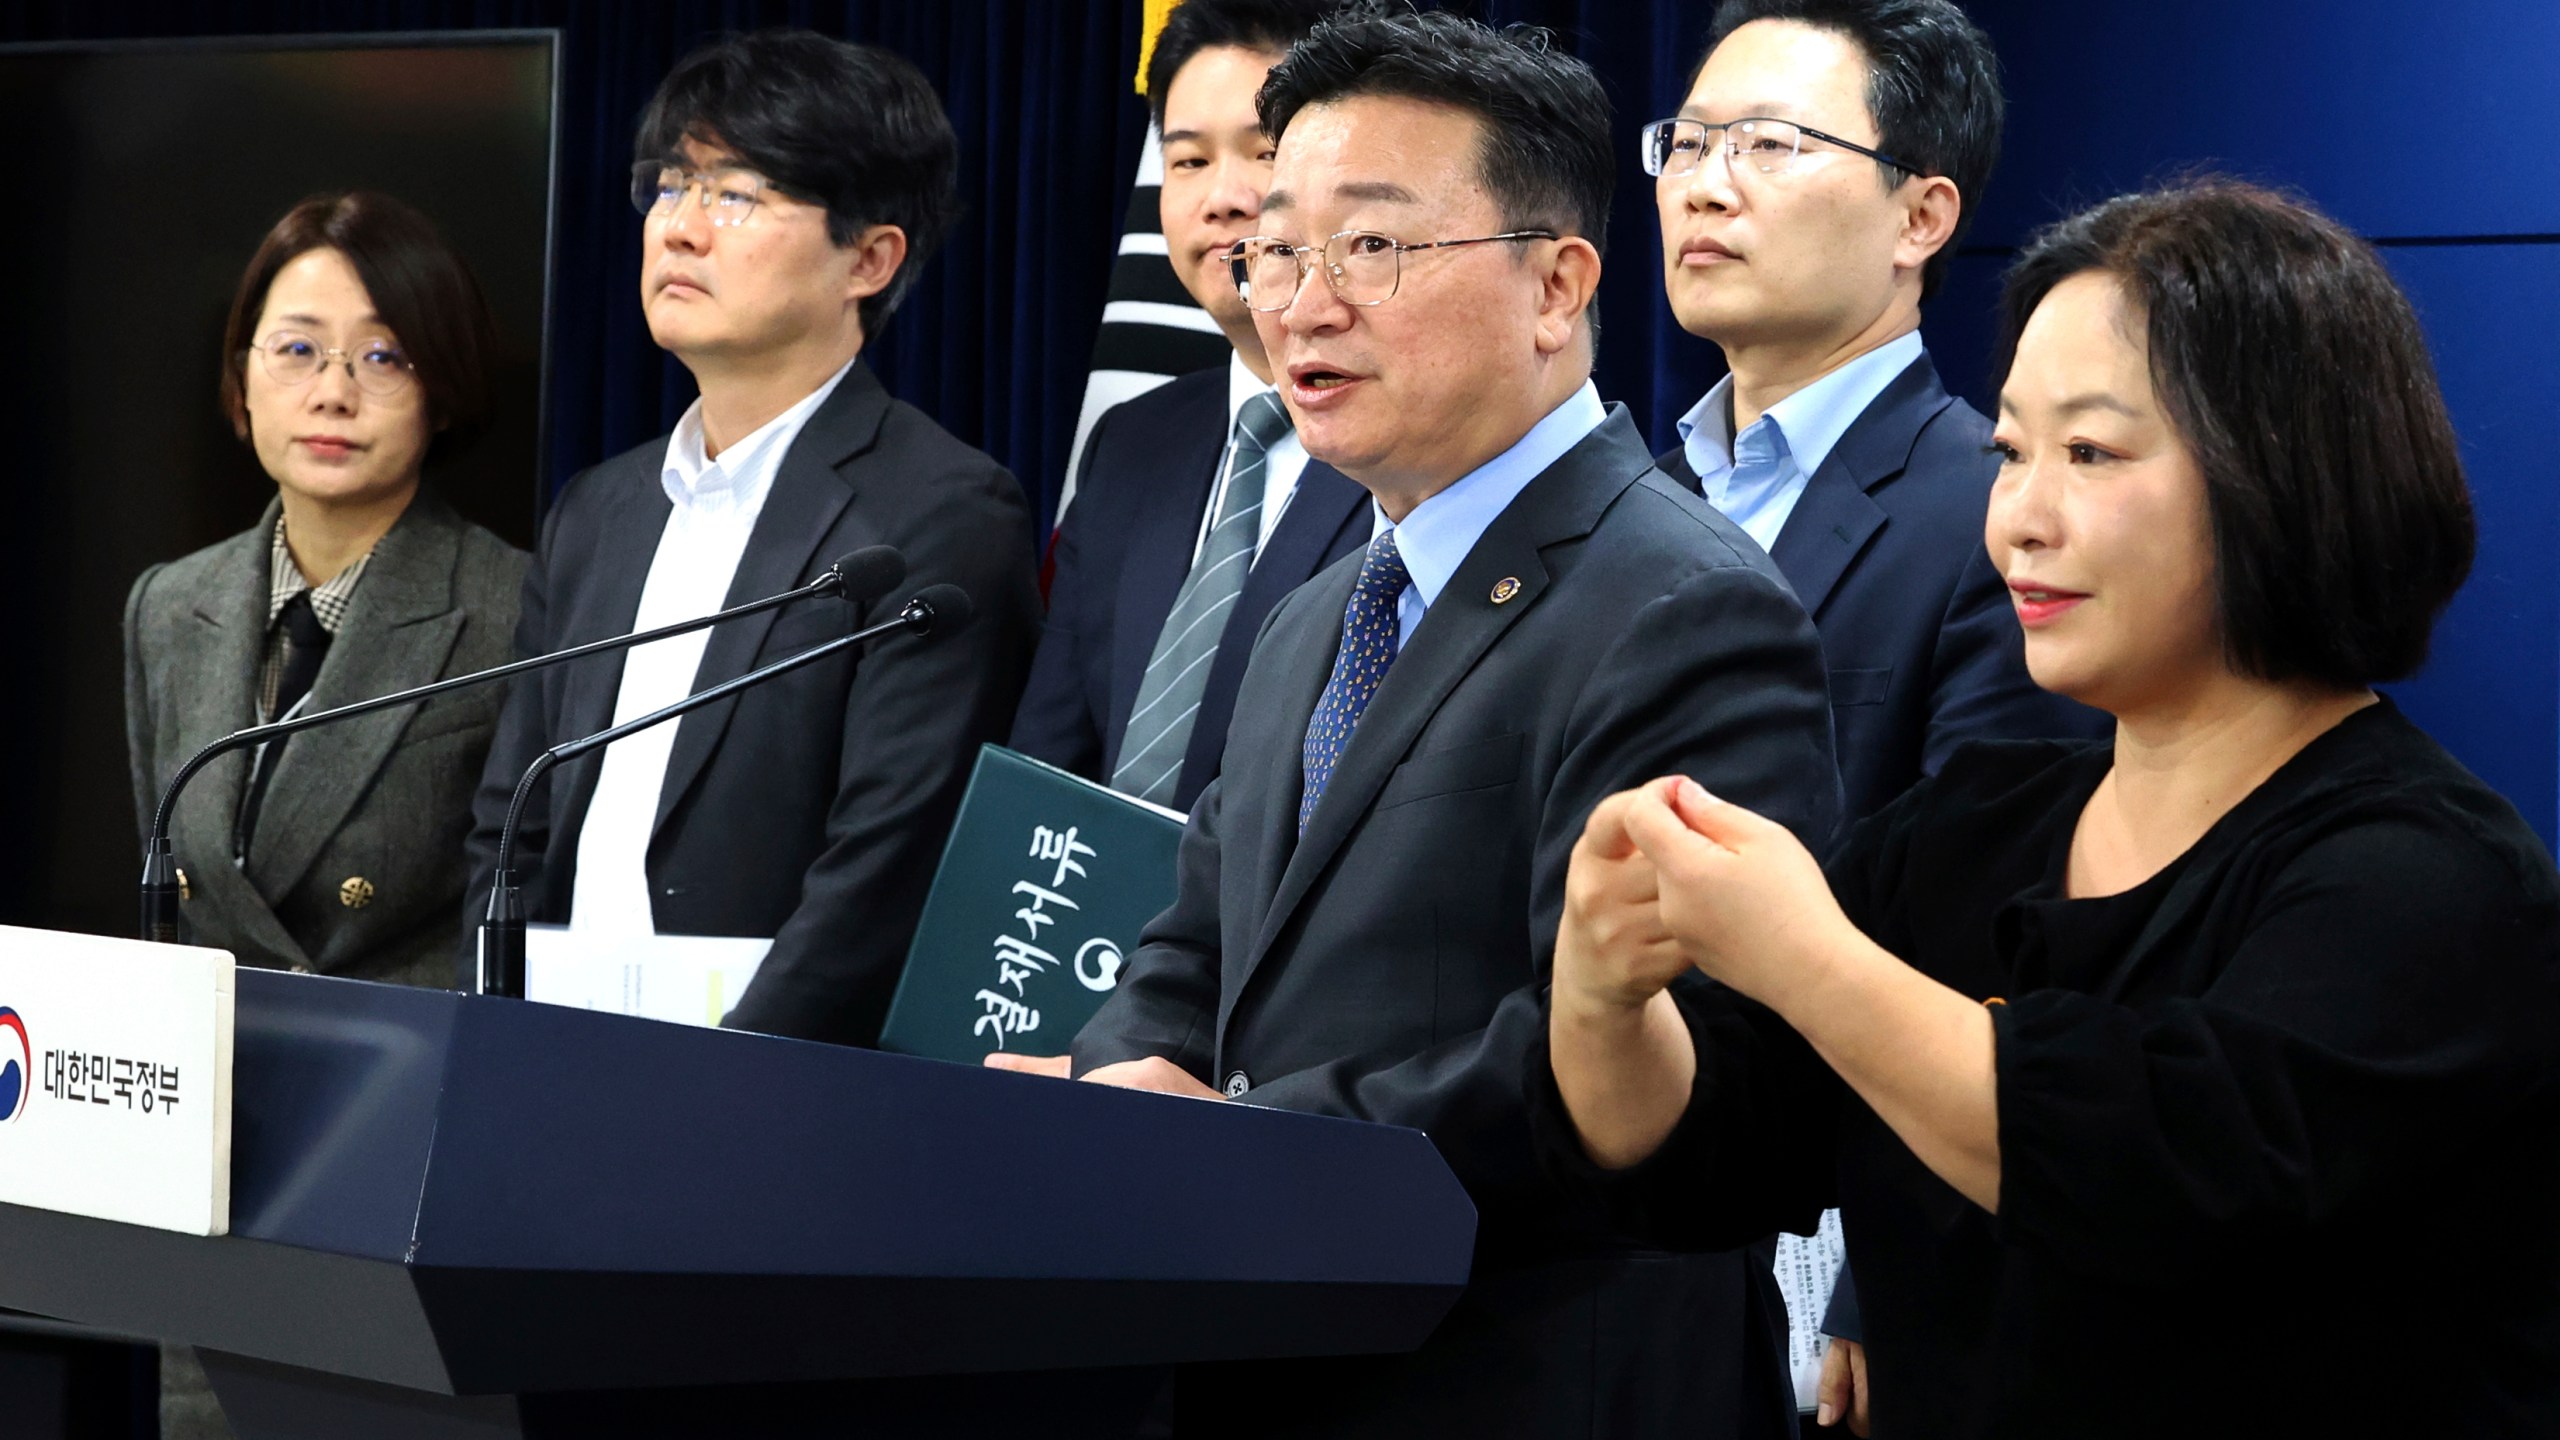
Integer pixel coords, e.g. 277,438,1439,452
0,926,234,1236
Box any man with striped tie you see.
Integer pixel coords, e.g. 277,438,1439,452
1008,0,1367,813
1050,11,1836,1437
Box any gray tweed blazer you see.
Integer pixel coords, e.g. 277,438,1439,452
123,489,525,987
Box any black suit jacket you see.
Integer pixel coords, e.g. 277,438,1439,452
1073,408,1838,1438
1010,368,1369,810
463,364,1041,1045
1658,353,2104,824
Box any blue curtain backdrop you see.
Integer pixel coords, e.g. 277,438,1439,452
0,1,1754,532
4,0,2554,843
0,1,1160,530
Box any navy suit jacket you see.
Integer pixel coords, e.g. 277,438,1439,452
1010,368,1369,811
1658,352,2104,825
1074,409,1836,1438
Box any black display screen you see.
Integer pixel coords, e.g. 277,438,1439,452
0,33,554,936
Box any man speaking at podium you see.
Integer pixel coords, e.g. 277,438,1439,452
463,31,1039,1045
1053,10,1837,1435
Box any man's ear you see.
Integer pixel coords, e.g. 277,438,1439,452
1535,235,1603,358
842,223,911,308
1894,175,1962,282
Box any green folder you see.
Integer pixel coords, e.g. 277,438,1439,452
878,745,1185,1063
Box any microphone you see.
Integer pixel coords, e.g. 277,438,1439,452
476,583,976,998
139,546,906,944
903,583,974,637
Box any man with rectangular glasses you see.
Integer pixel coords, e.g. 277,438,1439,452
1645,2,2105,1432
1063,9,1836,1436
462,30,1039,1046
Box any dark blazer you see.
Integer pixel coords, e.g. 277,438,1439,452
462,363,1041,1046
125,489,525,989
1010,367,1369,811
1657,353,2104,824
1072,408,1838,1439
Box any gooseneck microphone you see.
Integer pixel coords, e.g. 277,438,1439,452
476,583,976,998
139,547,907,944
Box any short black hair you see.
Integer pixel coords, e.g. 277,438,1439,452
1258,5,1614,260
636,30,962,337
1999,180,2475,689
1700,0,2003,300
222,191,498,455
1146,0,1339,131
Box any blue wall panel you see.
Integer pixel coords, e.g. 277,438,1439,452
1907,3,2560,846
1963,0,2560,246
1920,243,2560,845
2376,243,2560,844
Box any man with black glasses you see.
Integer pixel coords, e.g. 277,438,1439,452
463,30,1039,1046
1644,2,2103,1430
1063,10,1834,1435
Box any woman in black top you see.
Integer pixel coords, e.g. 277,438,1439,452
1541,180,2560,1437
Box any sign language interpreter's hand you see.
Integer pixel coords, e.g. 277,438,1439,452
1553,779,1691,1017
1547,780,1703,1170
1620,776,1856,1013
1618,778,2006,1212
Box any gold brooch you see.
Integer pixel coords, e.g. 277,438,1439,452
339,876,376,910
1490,577,1522,604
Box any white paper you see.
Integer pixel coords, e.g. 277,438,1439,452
524,925,770,1028
1775,1211,1849,1410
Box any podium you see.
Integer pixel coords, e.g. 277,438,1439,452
0,969,1476,1438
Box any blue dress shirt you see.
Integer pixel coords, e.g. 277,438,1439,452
1677,330,1926,553
1372,381,1607,646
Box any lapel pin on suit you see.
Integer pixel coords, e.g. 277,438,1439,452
339,876,375,909
1490,577,1522,604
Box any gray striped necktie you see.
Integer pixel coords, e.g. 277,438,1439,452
1112,391,1295,805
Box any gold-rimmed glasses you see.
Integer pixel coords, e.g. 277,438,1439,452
248,331,415,397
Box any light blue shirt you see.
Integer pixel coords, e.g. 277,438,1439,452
1372,381,1607,646
1676,330,1926,554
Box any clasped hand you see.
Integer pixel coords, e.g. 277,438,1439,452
1557,775,1849,1015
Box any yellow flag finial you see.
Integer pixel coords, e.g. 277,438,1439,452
1137,0,1180,96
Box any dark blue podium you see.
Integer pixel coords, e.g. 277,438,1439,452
0,969,1475,1438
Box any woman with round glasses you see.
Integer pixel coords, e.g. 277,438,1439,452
1539,180,2560,1435
123,191,523,995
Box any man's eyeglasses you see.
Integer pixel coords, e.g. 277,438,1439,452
249,332,415,397
1639,116,1919,181
631,162,772,227
1229,229,1560,313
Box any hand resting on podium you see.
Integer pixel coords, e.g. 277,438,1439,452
984,1051,1225,1100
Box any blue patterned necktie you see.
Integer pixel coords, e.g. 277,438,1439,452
1114,392,1295,804
1299,530,1411,833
